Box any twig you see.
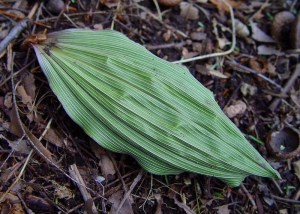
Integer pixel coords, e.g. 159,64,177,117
0,19,31,54
240,184,257,210
0,58,36,87
111,0,121,30
272,178,283,195
225,60,282,91
63,13,79,28
134,4,188,38
172,0,235,64
31,2,44,34
27,2,39,19
152,0,162,21
116,169,145,214
0,9,50,28
272,195,300,204
113,19,147,40
0,149,34,203
145,42,186,50
269,63,300,112
10,68,106,200
69,164,99,214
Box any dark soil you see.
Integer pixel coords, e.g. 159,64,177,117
0,0,300,213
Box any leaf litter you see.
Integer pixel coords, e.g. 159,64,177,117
0,0,299,213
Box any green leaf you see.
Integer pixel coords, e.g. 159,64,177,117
31,29,280,186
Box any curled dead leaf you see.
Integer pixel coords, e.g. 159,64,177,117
248,57,267,74
240,83,257,97
223,100,247,118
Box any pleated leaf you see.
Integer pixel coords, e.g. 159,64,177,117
31,29,280,186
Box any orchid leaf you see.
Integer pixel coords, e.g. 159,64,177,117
30,29,280,186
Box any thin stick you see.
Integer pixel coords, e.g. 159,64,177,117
0,19,31,54
240,184,257,210
63,13,79,28
172,0,235,64
225,60,282,90
152,0,162,21
0,9,51,28
116,169,144,214
269,63,300,111
111,0,121,30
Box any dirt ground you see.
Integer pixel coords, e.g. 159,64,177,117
0,0,300,213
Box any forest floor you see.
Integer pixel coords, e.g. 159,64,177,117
0,0,299,213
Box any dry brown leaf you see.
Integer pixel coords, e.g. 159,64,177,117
180,2,199,20
183,51,199,59
17,86,32,106
209,70,229,79
214,204,230,214
223,100,247,118
90,139,106,158
4,93,12,109
108,191,133,214
293,160,300,181
210,0,242,15
23,73,36,100
16,85,33,114
190,32,207,41
0,192,25,214
9,107,23,137
168,188,195,214
163,30,172,42
240,83,257,96
7,139,31,154
266,62,277,76
237,2,271,13
100,155,116,177
248,0,269,21
250,21,275,43
44,128,63,147
154,193,163,214
53,183,72,199
23,124,57,165
34,114,64,147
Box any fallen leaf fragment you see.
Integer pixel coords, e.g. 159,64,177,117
240,83,257,96
224,100,247,118
210,0,242,16
250,21,275,43
293,159,300,181
0,192,25,214
180,2,199,20
257,45,285,56
108,191,133,214
100,155,116,177
4,93,12,109
209,70,229,78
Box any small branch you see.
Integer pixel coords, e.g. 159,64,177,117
225,60,282,91
69,164,99,214
0,9,50,28
116,169,145,214
0,19,31,54
269,63,300,111
240,184,257,210
145,42,186,50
